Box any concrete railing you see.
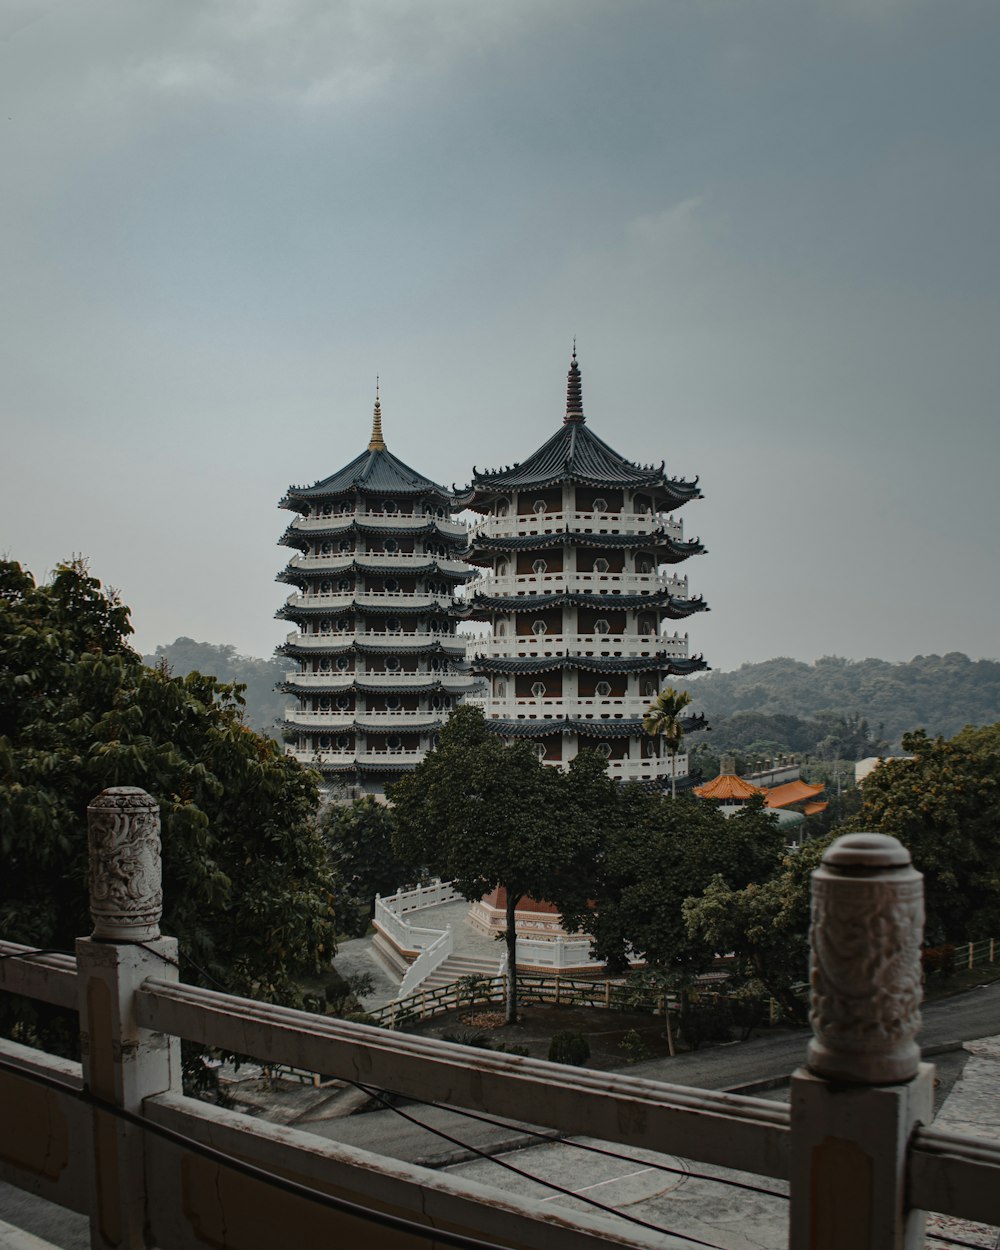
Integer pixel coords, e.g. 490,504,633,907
2,791,1000,1249
374,880,465,997
472,631,690,659
468,511,684,541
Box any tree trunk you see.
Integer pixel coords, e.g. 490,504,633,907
670,747,677,800
505,892,521,1025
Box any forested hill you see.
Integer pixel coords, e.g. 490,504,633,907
143,638,285,738
676,653,1000,749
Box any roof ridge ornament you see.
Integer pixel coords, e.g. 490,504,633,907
564,341,585,424
369,377,386,451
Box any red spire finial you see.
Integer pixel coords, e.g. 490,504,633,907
564,341,584,424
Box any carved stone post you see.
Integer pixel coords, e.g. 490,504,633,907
77,788,180,1250
789,833,934,1250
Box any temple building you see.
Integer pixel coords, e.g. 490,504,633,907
276,390,481,798
458,349,709,786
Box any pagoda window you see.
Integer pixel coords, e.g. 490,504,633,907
643,739,655,757
634,496,651,515
336,696,350,710
532,559,547,575
387,617,401,632
319,736,332,750
336,735,351,750
430,658,442,671
535,744,547,761
530,682,546,698
334,619,349,632
385,657,400,671
319,697,332,711
531,620,547,635
592,498,608,514
319,658,332,672
533,499,547,514
339,540,351,552
321,542,332,555
429,620,440,634
595,682,612,698
385,539,398,553
593,558,609,574
594,619,610,635
385,578,399,593
495,620,507,636
597,743,612,758
638,614,656,635
338,578,351,592
386,737,402,751
321,506,332,518
386,698,400,710
320,619,332,634
496,560,509,577
643,680,657,697
496,500,509,517
436,506,445,519
495,679,507,699
383,500,397,514
337,658,350,671
320,581,332,595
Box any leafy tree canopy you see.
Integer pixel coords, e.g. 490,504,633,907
0,559,335,1006
389,705,609,1021
320,797,422,938
847,723,1000,942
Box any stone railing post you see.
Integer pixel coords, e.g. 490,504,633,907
77,787,181,1250
788,833,934,1250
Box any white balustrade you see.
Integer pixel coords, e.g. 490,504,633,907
471,571,689,597
285,748,427,765
289,553,470,574
472,631,690,659
285,630,467,651
285,710,444,727
468,510,684,541
285,671,476,689
483,696,657,719
284,591,459,609
605,755,689,780
291,513,468,536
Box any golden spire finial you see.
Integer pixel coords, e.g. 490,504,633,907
369,376,385,451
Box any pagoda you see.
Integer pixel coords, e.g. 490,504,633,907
458,349,709,786
276,388,481,798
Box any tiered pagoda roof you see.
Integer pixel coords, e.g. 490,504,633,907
456,351,702,511
467,530,705,563
465,589,708,618
471,653,709,677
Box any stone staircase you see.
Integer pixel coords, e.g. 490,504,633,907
418,953,503,994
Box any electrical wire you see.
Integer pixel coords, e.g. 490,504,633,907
0,1055,526,1250
347,1078,790,1202
926,1232,1000,1249
350,1079,726,1248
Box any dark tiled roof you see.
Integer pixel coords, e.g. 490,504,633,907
471,654,709,676
467,531,705,563
279,638,466,658
277,560,474,584
279,519,467,550
281,446,452,506
484,712,708,738
276,600,460,620
466,590,709,619
279,678,478,695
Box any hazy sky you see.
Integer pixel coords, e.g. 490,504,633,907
2,0,998,673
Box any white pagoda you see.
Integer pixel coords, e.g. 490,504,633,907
276,390,481,798
458,349,708,787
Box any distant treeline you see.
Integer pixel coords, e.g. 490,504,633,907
144,642,1000,761
676,653,1000,762
143,638,285,738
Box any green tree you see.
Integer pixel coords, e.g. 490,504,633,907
643,686,692,797
321,797,421,937
559,790,787,1039
0,559,336,1011
683,837,830,1024
848,724,1000,942
389,706,605,1023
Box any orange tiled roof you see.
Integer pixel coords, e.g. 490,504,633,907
694,774,763,801
764,780,826,809
803,800,829,817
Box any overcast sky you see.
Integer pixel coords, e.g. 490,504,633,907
2,0,998,673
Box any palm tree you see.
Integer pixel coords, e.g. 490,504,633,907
643,686,693,798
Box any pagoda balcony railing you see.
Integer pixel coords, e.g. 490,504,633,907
604,756,687,779
473,631,690,659
285,671,477,689
291,513,468,536
481,696,658,719
284,591,461,610
284,630,467,651
468,509,684,542
285,747,426,764
288,553,471,574
287,710,444,728
471,572,689,598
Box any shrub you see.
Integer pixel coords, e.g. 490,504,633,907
618,1029,650,1064
548,1030,590,1066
